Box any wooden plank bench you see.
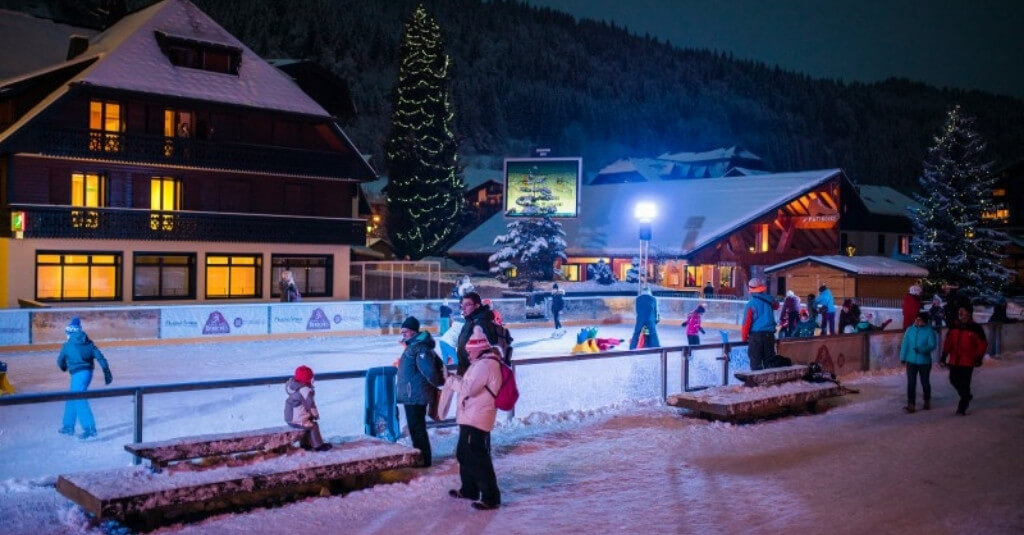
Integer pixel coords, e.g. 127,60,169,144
124,426,309,471
667,380,844,422
58,435,421,526
734,364,809,387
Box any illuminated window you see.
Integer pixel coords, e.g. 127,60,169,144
562,264,580,282
982,208,1009,222
163,109,195,156
151,177,182,210
206,254,261,298
684,265,701,287
992,189,1006,197
717,266,735,288
134,253,195,299
88,100,122,152
271,255,332,298
36,251,121,301
899,236,911,255
71,172,106,207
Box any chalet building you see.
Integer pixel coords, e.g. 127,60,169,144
985,160,1024,290
0,0,375,308
839,184,918,261
590,145,767,185
764,255,928,303
449,169,852,296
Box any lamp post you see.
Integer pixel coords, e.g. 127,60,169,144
634,202,657,289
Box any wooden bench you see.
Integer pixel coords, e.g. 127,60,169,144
734,364,810,387
57,434,421,527
124,426,309,471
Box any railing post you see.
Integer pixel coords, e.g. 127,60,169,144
682,346,691,391
132,388,144,465
660,349,668,402
721,343,731,386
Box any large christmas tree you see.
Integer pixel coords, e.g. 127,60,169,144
911,105,1011,301
384,5,463,260
489,179,567,287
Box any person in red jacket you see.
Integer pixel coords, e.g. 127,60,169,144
940,306,987,415
902,284,923,329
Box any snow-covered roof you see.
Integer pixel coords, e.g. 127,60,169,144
0,10,98,80
361,167,502,204
658,145,762,163
856,185,920,218
0,0,329,117
764,255,928,276
448,169,845,257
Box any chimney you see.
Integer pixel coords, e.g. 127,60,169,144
67,35,90,61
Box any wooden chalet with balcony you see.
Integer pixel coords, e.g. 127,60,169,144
0,0,376,307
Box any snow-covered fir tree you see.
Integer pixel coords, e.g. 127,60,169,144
624,256,642,283
910,105,1011,301
587,259,616,285
489,182,567,287
384,5,464,260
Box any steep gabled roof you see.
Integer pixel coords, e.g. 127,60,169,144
448,169,844,257
856,185,920,218
0,9,98,80
658,145,763,163
764,255,928,277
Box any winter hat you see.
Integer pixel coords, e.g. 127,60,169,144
294,365,314,385
909,285,922,296
786,290,795,298
465,327,491,354
400,316,420,332
800,309,809,318
65,317,82,334
916,312,930,322
552,283,559,290
747,278,765,290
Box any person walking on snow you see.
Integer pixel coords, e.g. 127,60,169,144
629,286,661,349
284,365,331,451
550,283,565,332
900,312,938,413
779,291,800,338
396,316,444,467
741,278,778,370
814,284,837,336
941,306,987,415
445,327,503,510
902,284,923,330
57,317,112,439
683,304,707,345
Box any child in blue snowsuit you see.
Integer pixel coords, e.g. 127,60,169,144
57,317,112,439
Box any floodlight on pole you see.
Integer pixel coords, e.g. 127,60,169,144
633,201,657,288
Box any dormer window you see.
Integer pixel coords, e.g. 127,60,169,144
155,31,241,75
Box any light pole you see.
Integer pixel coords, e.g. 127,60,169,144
634,201,657,289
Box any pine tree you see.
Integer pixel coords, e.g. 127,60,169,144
910,105,1012,301
384,5,463,260
489,181,567,287
587,259,616,285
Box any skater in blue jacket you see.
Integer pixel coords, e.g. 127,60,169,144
57,317,112,439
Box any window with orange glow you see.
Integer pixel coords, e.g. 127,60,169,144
88,100,122,152
151,177,182,210
758,223,770,252
205,255,261,298
71,172,105,207
35,252,121,301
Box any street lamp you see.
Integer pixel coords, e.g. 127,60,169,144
634,201,657,288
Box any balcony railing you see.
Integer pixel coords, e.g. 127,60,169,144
2,204,366,245
17,128,371,179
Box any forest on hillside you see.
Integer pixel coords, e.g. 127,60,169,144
6,0,1024,191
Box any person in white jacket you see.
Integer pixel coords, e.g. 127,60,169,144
445,327,502,510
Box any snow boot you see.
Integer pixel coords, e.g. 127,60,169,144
903,405,915,414
922,399,931,410
449,489,473,500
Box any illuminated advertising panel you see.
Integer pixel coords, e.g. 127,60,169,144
503,157,582,218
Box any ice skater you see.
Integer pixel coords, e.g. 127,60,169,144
57,317,112,439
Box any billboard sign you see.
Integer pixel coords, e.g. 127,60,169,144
503,157,582,218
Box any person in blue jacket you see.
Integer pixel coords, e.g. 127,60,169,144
741,278,779,370
396,316,444,467
628,286,660,349
814,284,837,336
900,312,938,413
57,317,112,439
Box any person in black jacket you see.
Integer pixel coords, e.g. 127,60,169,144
550,284,565,332
57,317,112,439
396,316,443,466
456,292,501,376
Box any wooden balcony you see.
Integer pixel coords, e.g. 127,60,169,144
15,128,371,179
2,204,366,245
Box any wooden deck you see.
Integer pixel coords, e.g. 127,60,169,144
733,365,809,386
124,426,309,470
667,381,844,422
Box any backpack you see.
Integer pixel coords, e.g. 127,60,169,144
804,362,837,383
484,356,519,411
491,323,514,364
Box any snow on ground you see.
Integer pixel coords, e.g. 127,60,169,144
1,326,1023,534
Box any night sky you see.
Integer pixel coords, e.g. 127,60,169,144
525,0,1024,99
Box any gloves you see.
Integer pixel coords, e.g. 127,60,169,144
699,327,706,334
103,368,113,385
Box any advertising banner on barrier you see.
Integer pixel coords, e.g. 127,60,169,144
161,306,269,339
31,309,160,344
0,311,31,346
270,303,364,334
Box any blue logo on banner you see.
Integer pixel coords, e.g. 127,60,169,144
233,317,243,328
203,312,231,335
307,309,331,330
333,314,342,324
